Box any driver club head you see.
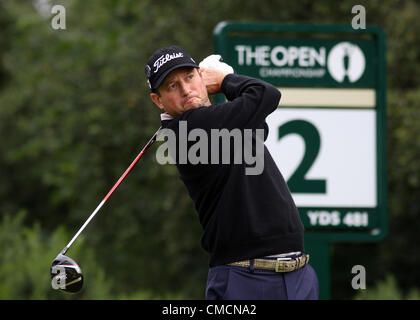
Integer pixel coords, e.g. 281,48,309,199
50,253,83,293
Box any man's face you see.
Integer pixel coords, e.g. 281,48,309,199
150,67,211,117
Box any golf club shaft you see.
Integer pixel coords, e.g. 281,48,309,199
61,127,162,255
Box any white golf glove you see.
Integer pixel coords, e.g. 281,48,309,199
199,54,234,74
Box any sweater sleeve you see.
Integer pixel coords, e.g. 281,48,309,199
183,74,281,131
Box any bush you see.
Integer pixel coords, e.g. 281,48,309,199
354,274,420,300
0,211,113,299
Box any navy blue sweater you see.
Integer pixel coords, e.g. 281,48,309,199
161,74,304,267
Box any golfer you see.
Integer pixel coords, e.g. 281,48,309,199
145,45,319,300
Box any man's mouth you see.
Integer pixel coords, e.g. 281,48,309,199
184,97,197,105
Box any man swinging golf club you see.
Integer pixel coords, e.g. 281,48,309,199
146,45,319,300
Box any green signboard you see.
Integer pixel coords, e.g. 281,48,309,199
214,22,387,242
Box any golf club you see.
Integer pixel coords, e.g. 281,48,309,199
50,127,161,293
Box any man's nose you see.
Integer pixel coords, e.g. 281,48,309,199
180,81,191,95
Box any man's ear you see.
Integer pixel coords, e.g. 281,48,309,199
150,92,164,110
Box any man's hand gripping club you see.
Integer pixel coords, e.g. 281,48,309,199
199,54,234,95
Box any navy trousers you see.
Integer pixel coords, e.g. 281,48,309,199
206,263,319,300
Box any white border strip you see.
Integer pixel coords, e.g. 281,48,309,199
278,88,376,107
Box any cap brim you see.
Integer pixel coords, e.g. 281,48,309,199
152,63,199,91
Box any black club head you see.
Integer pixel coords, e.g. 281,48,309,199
50,253,83,293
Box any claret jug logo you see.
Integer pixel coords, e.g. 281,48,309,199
327,42,366,83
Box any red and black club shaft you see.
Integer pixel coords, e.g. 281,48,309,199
60,127,162,256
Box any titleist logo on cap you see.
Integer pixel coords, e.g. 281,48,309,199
153,52,184,73
145,46,198,91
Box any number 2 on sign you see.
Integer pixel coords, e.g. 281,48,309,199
278,120,326,194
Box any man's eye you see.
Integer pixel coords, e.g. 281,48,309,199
169,83,177,89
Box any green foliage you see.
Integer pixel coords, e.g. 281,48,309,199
354,275,420,300
0,211,189,299
0,211,112,299
0,0,419,299
0,0,208,299
388,89,420,207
